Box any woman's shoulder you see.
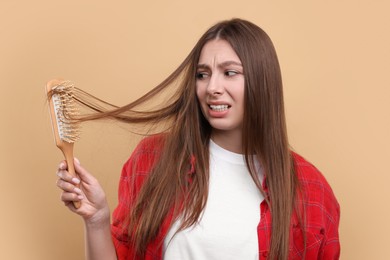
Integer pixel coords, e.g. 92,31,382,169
292,152,332,189
133,134,166,153
122,134,166,172
291,152,340,259
292,152,340,213
128,134,166,159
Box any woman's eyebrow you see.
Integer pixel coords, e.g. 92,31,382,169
196,64,209,70
218,61,242,68
197,61,242,69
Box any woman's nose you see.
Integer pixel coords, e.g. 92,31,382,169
206,74,224,96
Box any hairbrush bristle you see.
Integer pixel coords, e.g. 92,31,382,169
51,81,81,143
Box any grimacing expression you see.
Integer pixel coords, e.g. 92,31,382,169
196,39,245,138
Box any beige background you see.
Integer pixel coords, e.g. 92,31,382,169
1,0,389,259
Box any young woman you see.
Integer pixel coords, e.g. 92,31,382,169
56,18,340,260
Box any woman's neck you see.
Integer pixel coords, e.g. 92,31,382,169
211,130,243,154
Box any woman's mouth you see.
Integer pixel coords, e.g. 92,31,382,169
209,104,230,111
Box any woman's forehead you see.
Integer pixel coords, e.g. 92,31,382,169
198,39,241,66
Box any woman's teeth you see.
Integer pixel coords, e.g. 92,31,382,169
209,105,229,111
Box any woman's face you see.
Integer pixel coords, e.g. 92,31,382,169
196,39,245,139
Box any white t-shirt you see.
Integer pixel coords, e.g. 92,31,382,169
163,140,264,260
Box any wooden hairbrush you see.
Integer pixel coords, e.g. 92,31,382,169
46,79,81,208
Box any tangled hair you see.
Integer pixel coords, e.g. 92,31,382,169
68,18,301,259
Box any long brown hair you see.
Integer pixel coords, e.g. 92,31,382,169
69,18,299,259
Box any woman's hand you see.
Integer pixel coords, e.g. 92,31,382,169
56,159,110,227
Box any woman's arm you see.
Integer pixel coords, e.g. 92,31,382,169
84,220,117,260
56,159,117,260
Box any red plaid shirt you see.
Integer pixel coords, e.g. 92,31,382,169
111,135,340,259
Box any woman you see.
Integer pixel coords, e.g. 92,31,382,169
56,18,340,259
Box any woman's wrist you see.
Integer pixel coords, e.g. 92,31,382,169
84,208,111,230
83,212,117,260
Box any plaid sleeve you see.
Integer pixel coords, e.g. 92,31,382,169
111,152,137,260
293,153,341,259
320,180,340,259
111,136,163,260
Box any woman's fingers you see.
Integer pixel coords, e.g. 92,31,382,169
57,176,85,205
56,160,84,204
55,159,110,223
60,190,84,203
56,159,100,204
73,159,97,185
56,178,82,194
57,161,79,180
60,158,96,185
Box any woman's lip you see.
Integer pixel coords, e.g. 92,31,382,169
207,102,231,107
207,104,230,117
208,107,229,117
207,101,231,105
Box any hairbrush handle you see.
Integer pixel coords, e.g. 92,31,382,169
59,141,82,209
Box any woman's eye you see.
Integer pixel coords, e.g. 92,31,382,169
225,70,238,76
196,72,208,79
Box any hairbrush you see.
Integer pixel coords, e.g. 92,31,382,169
46,79,81,208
